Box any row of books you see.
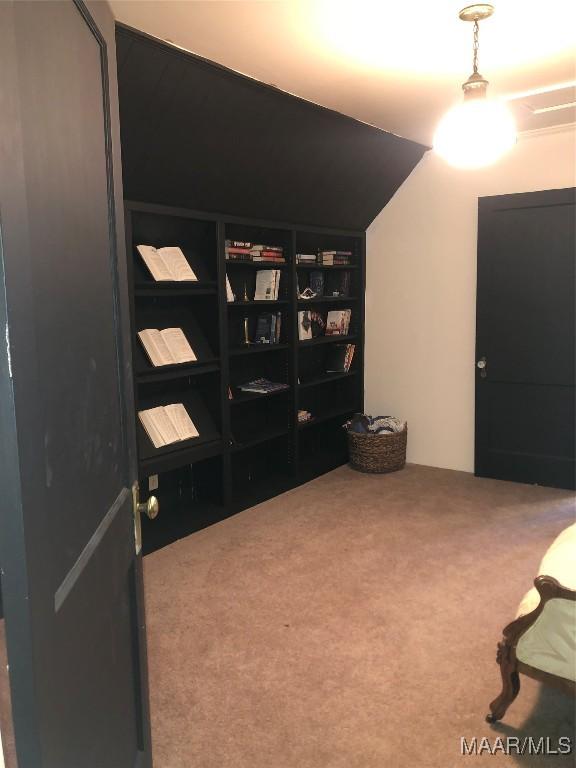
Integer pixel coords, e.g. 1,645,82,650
298,309,352,340
254,312,282,344
137,245,198,282
320,250,352,266
226,240,286,263
139,403,198,448
296,250,353,266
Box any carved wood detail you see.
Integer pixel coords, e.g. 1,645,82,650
486,575,576,723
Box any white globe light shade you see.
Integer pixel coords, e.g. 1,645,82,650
433,98,517,169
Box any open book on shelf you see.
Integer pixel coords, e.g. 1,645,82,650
138,403,199,448
136,245,198,282
138,328,197,367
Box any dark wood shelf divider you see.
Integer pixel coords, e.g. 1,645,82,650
297,296,359,305
228,300,289,307
299,334,357,347
229,343,290,356
125,200,365,553
225,260,289,269
296,264,359,270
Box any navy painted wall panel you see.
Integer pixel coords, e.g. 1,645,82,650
116,25,427,231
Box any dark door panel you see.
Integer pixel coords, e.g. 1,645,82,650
475,188,576,490
0,2,152,766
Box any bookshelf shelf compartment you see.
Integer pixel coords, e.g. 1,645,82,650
230,388,290,405
139,439,223,477
298,371,357,389
297,408,355,430
230,433,294,509
231,427,290,453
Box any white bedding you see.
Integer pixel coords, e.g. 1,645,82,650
515,522,576,682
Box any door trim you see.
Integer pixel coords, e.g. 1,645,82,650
54,486,131,612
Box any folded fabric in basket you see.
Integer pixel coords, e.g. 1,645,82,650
345,414,406,434
370,416,405,434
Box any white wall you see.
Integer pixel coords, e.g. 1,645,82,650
365,126,576,472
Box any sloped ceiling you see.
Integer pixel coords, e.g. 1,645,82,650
116,26,427,231
111,0,576,146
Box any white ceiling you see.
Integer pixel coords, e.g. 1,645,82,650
110,0,576,146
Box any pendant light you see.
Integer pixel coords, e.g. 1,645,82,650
434,4,516,169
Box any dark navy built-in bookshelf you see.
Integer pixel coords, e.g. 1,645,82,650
125,201,365,553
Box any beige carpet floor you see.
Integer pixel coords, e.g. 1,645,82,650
144,464,576,768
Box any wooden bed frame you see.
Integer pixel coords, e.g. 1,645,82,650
486,575,576,723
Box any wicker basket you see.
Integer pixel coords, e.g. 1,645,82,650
347,425,407,474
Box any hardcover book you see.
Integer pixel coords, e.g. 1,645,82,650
254,269,280,300
138,328,197,367
298,310,313,341
136,245,197,282
138,403,199,448
309,270,324,297
325,309,351,336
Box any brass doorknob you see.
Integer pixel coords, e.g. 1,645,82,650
138,496,159,520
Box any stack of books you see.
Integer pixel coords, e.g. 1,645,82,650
325,309,352,336
255,312,282,344
296,253,317,265
226,240,286,263
254,269,281,300
318,250,352,266
326,343,355,373
238,379,289,394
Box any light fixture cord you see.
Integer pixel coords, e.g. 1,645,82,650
473,18,479,74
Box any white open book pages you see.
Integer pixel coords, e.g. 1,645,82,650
138,403,199,448
164,404,199,441
136,245,198,282
138,328,197,367
138,406,180,448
